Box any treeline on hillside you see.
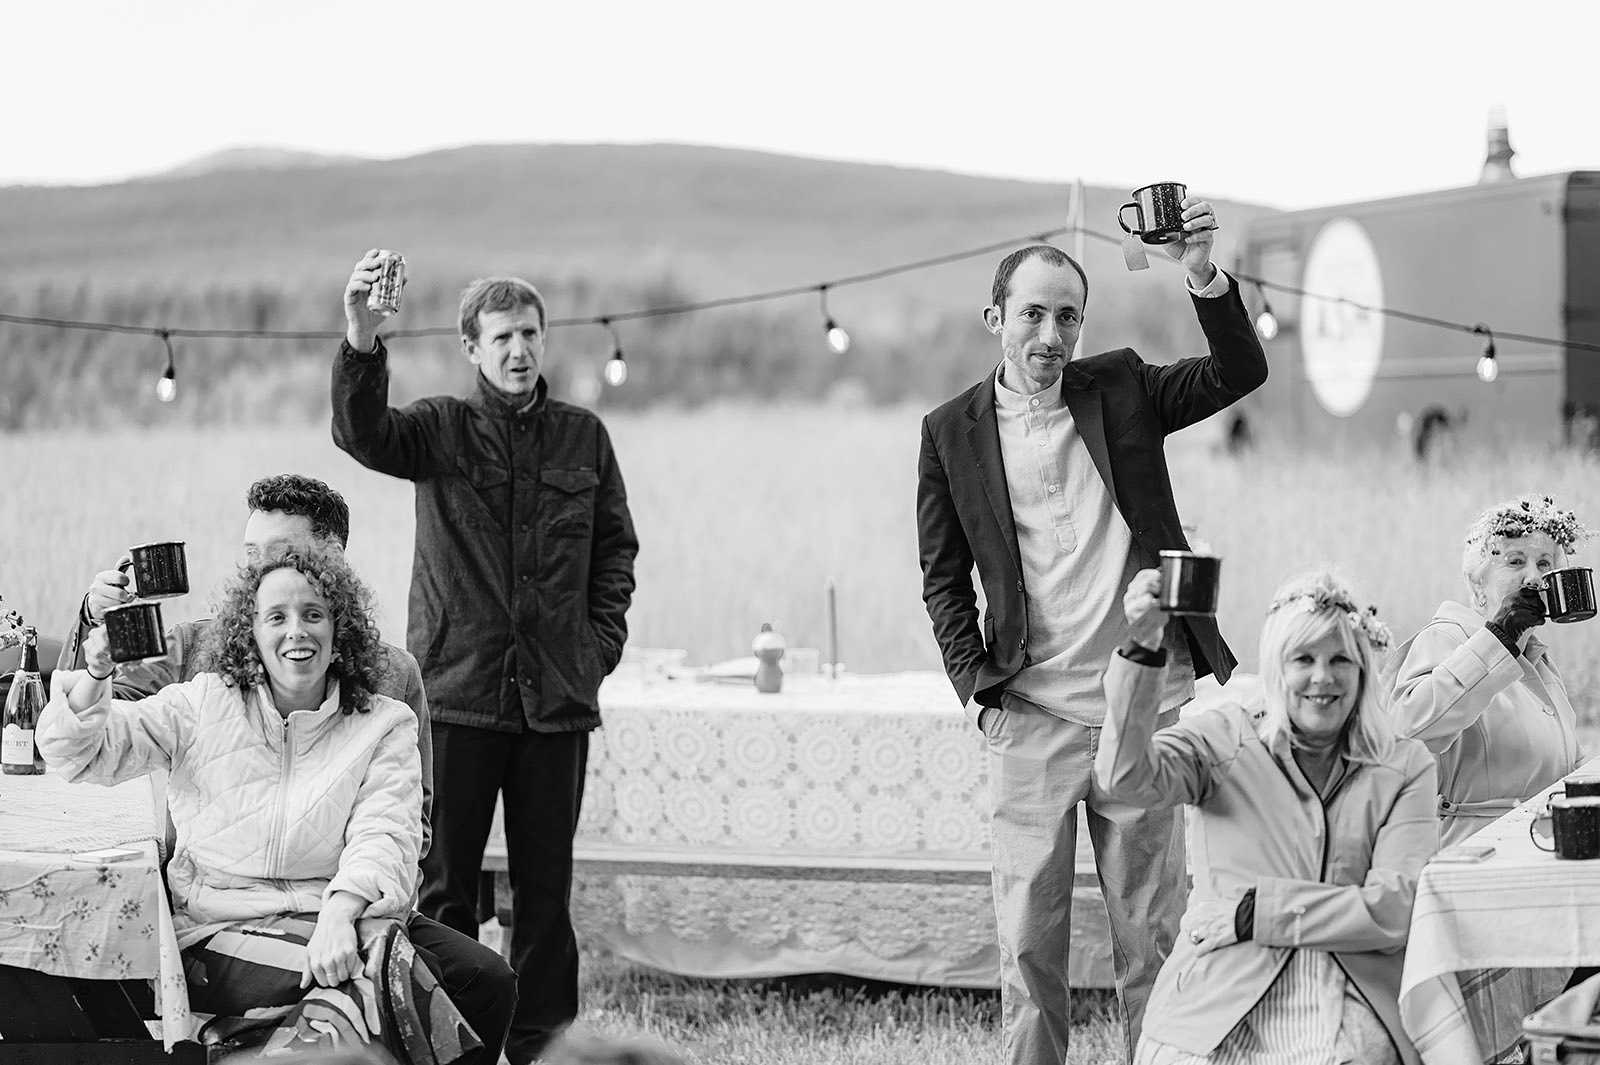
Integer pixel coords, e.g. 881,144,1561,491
0,269,1201,430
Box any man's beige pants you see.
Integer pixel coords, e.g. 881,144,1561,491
986,696,1185,1065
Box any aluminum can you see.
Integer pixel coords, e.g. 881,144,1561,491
367,250,406,318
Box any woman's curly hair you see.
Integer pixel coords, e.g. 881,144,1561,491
196,539,389,715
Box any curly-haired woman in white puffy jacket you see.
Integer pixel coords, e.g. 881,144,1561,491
40,540,477,1065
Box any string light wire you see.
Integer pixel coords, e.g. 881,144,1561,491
819,285,851,354
2,222,1597,361
600,317,627,387
155,330,178,402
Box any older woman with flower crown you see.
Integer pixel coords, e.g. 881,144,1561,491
1385,494,1589,847
1096,569,1438,1065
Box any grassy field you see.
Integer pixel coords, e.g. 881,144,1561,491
8,407,1598,1063
569,944,1119,1065
7,406,1600,719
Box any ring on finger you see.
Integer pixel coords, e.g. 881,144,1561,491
1189,930,1202,944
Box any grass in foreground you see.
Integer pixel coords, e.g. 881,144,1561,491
570,945,1123,1065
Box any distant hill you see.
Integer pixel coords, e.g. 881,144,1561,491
150,146,366,181
0,143,1272,312
0,144,1277,429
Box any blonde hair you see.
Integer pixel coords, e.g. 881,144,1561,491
1256,570,1396,764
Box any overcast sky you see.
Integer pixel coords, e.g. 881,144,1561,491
5,0,1597,209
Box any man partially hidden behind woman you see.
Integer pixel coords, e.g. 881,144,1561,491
1097,567,1438,1065
39,539,480,1065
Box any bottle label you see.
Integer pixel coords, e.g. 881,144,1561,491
2,723,34,765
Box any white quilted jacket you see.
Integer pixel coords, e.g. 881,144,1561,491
38,673,422,940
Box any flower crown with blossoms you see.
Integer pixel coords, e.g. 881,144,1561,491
1465,494,1592,555
1266,586,1394,653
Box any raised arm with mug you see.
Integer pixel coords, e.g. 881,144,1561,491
38,540,480,1063
1385,493,1590,847
334,249,638,1065
1096,569,1437,1065
916,192,1266,1065
53,474,516,1065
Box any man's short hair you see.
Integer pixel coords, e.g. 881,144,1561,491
459,278,548,342
245,474,351,549
990,245,1089,319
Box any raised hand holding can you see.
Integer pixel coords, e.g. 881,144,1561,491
367,250,406,318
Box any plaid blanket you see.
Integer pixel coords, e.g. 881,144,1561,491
183,914,480,1064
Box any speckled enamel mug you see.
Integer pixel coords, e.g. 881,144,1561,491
104,601,167,663
1531,795,1600,860
128,541,189,600
1117,182,1188,246
1541,566,1596,624
1550,775,1600,803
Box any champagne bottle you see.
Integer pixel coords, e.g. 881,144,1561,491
2,627,45,775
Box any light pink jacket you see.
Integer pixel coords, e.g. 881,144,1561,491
1096,653,1437,1065
1385,600,1582,847
38,673,421,943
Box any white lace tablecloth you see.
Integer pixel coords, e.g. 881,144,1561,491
1399,754,1600,1064
0,770,193,1048
548,670,1117,988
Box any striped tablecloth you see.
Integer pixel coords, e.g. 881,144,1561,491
1399,754,1600,1064
0,769,192,1047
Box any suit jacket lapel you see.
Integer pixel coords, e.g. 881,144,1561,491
1059,363,1117,503
964,378,1022,574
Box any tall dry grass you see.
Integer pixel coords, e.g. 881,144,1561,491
4,406,1599,718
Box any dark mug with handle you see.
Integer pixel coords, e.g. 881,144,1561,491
1541,566,1596,624
1546,774,1600,811
104,601,168,664
1530,795,1600,860
127,541,189,600
1117,182,1188,246
1158,551,1222,617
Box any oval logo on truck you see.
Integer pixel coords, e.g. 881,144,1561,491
1300,218,1385,417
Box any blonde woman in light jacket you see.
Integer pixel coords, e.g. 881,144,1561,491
40,541,476,1063
1095,570,1438,1065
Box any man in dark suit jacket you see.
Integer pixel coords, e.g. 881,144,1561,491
916,196,1266,1065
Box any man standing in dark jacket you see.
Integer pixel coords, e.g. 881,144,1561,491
916,198,1266,1065
333,250,639,1064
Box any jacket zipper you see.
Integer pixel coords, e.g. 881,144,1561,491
265,713,292,888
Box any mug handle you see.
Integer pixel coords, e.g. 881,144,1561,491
119,558,138,599
1529,810,1556,852
1117,202,1144,236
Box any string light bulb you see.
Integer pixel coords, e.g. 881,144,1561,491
819,286,851,354
1253,283,1279,340
155,331,178,402
1474,323,1498,383
601,319,628,387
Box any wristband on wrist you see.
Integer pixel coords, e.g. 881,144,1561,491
1484,620,1520,655
86,666,114,681
1118,642,1168,668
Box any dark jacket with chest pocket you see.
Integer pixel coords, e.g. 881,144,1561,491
333,338,639,733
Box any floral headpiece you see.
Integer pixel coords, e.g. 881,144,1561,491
1465,495,1591,555
1267,587,1393,652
